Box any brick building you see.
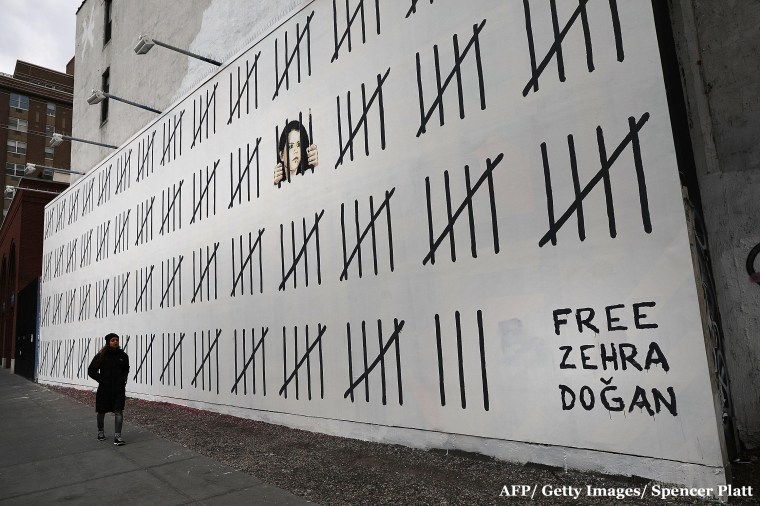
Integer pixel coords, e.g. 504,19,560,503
0,61,73,374
0,60,74,219
0,177,67,376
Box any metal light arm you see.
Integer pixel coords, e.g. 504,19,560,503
25,163,85,177
5,186,63,197
50,132,117,150
135,35,221,66
87,89,162,114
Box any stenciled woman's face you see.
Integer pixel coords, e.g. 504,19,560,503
280,129,302,174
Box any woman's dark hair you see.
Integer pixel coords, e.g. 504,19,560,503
278,120,310,176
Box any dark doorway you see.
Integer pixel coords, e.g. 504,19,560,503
15,279,38,381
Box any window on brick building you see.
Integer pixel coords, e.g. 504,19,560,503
6,140,26,155
8,118,28,133
5,163,25,176
47,102,56,116
9,93,29,110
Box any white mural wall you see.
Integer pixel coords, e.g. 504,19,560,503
39,0,727,487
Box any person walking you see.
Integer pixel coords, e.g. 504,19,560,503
87,333,130,445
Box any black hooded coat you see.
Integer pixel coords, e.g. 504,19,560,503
88,347,130,412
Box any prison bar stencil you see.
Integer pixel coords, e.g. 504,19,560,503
136,130,156,182
160,180,183,236
230,230,264,297
113,210,130,256
416,20,486,137
161,111,184,166
279,211,324,291
335,69,389,169
116,149,132,195
345,318,404,405
97,165,111,207
539,113,651,246
192,329,221,393
81,178,94,217
192,83,217,149
55,199,66,234
160,255,183,309
279,324,326,400
160,332,185,388
331,0,381,62
135,196,155,247
67,189,79,226
434,310,489,410
423,154,503,265
134,265,154,313
522,0,624,96
339,188,395,281
133,333,156,385
273,11,314,100
191,161,218,224
406,0,434,18
192,242,219,303
228,139,262,208
228,53,260,125
112,272,130,316
232,327,268,396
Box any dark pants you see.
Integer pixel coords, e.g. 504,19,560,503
97,411,123,434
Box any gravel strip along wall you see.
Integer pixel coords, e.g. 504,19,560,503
52,385,760,506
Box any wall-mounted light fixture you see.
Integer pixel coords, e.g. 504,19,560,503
87,89,162,114
49,132,118,150
134,35,222,66
25,163,86,178
5,186,64,198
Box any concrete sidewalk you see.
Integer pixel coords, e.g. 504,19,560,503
0,370,313,505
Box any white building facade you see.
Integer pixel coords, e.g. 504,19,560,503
40,0,760,491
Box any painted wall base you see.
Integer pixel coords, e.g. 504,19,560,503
183,398,730,495
41,378,728,495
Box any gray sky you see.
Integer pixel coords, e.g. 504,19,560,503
0,0,83,74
